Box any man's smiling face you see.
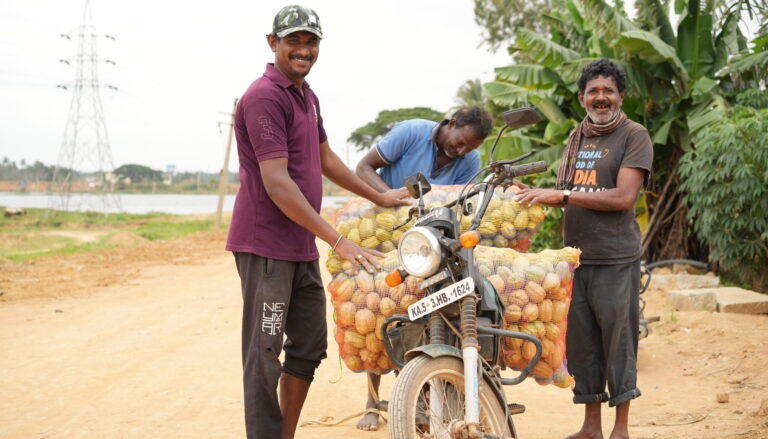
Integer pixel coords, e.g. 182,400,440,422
438,121,484,159
579,75,625,124
268,31,320,86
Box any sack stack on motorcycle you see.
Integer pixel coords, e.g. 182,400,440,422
327,251,425,374
330,184,546,257
325,186,549,374
476,245,580,388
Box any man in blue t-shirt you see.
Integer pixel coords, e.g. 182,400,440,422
356,106,492,192
352,105,492,431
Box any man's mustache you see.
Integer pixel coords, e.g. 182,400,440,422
289,54,314,61
592,101,611,109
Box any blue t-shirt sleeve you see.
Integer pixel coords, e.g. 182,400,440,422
454,151,481,184
375,121,417,164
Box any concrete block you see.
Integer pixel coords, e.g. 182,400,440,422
667,289,718,312
714,287,768,314
649,274,720,291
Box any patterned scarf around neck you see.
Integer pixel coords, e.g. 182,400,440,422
555,110,627,190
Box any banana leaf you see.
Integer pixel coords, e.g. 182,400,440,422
515,28,581,68
494,64,562,89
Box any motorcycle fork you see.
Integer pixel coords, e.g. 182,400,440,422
460,295,482,437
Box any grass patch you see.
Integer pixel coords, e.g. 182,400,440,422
4,241,116,263
0,232,73,257
0,207,214,262
133,219,213,241
0,207,169,229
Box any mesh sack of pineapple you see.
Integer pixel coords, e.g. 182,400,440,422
331,184,546,256
327,251,427,374
475,245,581,388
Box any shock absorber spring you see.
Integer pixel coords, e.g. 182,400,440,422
460,295,479,349
428,312,446,345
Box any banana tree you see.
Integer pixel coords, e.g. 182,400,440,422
482,0,766,261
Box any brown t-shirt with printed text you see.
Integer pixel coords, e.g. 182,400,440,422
562,119,653,264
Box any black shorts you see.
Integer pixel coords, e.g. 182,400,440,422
566,259,642,407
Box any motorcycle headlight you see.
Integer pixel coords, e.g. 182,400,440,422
397,226,442,278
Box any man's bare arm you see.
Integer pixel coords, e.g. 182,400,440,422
355,147,391,193
319,141,409,207
514,167,646,211
259,156,382,271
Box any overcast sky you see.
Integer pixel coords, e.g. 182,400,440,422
0,0,512,174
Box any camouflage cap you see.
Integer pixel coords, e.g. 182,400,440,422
272,5,323,39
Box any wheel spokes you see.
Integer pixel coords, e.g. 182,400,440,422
414,379,501,437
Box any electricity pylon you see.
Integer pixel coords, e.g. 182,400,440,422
50,0,121,214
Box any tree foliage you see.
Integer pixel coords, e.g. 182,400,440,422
0,158,64,183
678,106,768,291
479,0,767,263
114,164,163,183
473,0,551,52
347,107,444,151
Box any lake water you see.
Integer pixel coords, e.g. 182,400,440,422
0,192,352,215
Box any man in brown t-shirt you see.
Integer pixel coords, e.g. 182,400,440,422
516,59,653,439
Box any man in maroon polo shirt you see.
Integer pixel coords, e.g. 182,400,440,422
226,5,409,439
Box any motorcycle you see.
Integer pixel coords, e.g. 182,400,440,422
380,108,547,439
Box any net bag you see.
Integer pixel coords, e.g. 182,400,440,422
330,184,546,258
326,185,549,374
475,245,581,388
327,251,426,374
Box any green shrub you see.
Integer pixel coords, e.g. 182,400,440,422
679,106,768,292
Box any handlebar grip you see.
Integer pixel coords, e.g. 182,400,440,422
506,161,547,178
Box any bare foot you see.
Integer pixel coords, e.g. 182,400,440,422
608,430,629,439
564,429,603,439
356,410,380,431
357,372,382,431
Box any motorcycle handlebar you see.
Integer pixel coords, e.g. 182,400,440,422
500,160,548,179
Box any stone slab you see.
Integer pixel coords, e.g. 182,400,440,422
667,289,718,312
649,274,720,291
714,287,768,315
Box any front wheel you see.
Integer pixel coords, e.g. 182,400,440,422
388,355,513,438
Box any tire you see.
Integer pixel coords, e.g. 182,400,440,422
388,355,513,438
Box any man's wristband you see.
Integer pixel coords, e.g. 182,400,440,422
331,234,343,251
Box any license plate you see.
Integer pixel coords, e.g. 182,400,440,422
407,277,475,321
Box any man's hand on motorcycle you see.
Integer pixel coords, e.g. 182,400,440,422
512,179,531,190
515,188,565,208
378,187,411,207
335,238,384,274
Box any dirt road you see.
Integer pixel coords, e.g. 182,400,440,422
1,230,766,438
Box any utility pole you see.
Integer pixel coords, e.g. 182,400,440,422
50,0,120,215
215,98,238,229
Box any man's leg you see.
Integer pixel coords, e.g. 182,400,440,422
597,260,641,439
566,264,609,438
357,372,382,431
280,373,311,439
235,253,294,439
281,259,328,439
610,401,630,439
565,402,604,439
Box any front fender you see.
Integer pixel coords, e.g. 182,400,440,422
404,344,462,362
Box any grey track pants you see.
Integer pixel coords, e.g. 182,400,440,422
234,252,328,439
